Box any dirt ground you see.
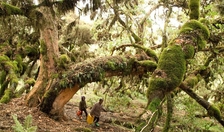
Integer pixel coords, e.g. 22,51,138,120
0,96,141,132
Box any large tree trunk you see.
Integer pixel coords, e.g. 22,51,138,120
25,6,59,108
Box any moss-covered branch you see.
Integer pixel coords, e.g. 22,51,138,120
117,16,142,43
112,44,158,62
163,94,173,132
58,54,157,89
0,2,23,16
145,1,210,123
180,82,224,127
189,0,200,20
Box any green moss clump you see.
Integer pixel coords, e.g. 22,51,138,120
147,45,186,111
25,78,36,85
183,45,195,59
189,0,200,20
0,71,7,84
39,40,47,55
148,77,168,92
180,20,210,50
0,89,12,103
148,97,161,111
106,61,116,70
58,54,70,68
156,45,186,91
0,55,10,62
144,49,158,62
208,105,221,118
184,75,198,88
136,60,157,68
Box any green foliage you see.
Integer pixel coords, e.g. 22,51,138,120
106,61,116,70
57,54,70,68
12,114,37,132
39,40,47,55
25,78,36,85
189,0,200,20
0,55,10,62
0,89,12,103
0,71,7,84
104,93,131,112
24,45,40,58
173,93,224,131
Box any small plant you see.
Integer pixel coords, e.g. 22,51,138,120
12,114,37,132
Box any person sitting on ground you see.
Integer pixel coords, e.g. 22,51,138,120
79,96,88,119
90,98,107,126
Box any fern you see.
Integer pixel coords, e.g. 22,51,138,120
12,114,37,132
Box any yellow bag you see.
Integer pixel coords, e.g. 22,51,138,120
87,114,94,124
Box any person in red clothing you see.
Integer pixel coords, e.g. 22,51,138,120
78,96,88,119
90,99,107,126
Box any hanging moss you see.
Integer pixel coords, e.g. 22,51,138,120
189,0,200,20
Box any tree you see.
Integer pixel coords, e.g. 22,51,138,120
0,0,224,131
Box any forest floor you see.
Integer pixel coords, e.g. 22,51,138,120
1,91,224,132
0,95,147,132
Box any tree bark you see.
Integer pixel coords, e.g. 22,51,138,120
25,6,59,107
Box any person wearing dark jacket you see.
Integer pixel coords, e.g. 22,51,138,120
79,96,88,119
90,99,106,126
